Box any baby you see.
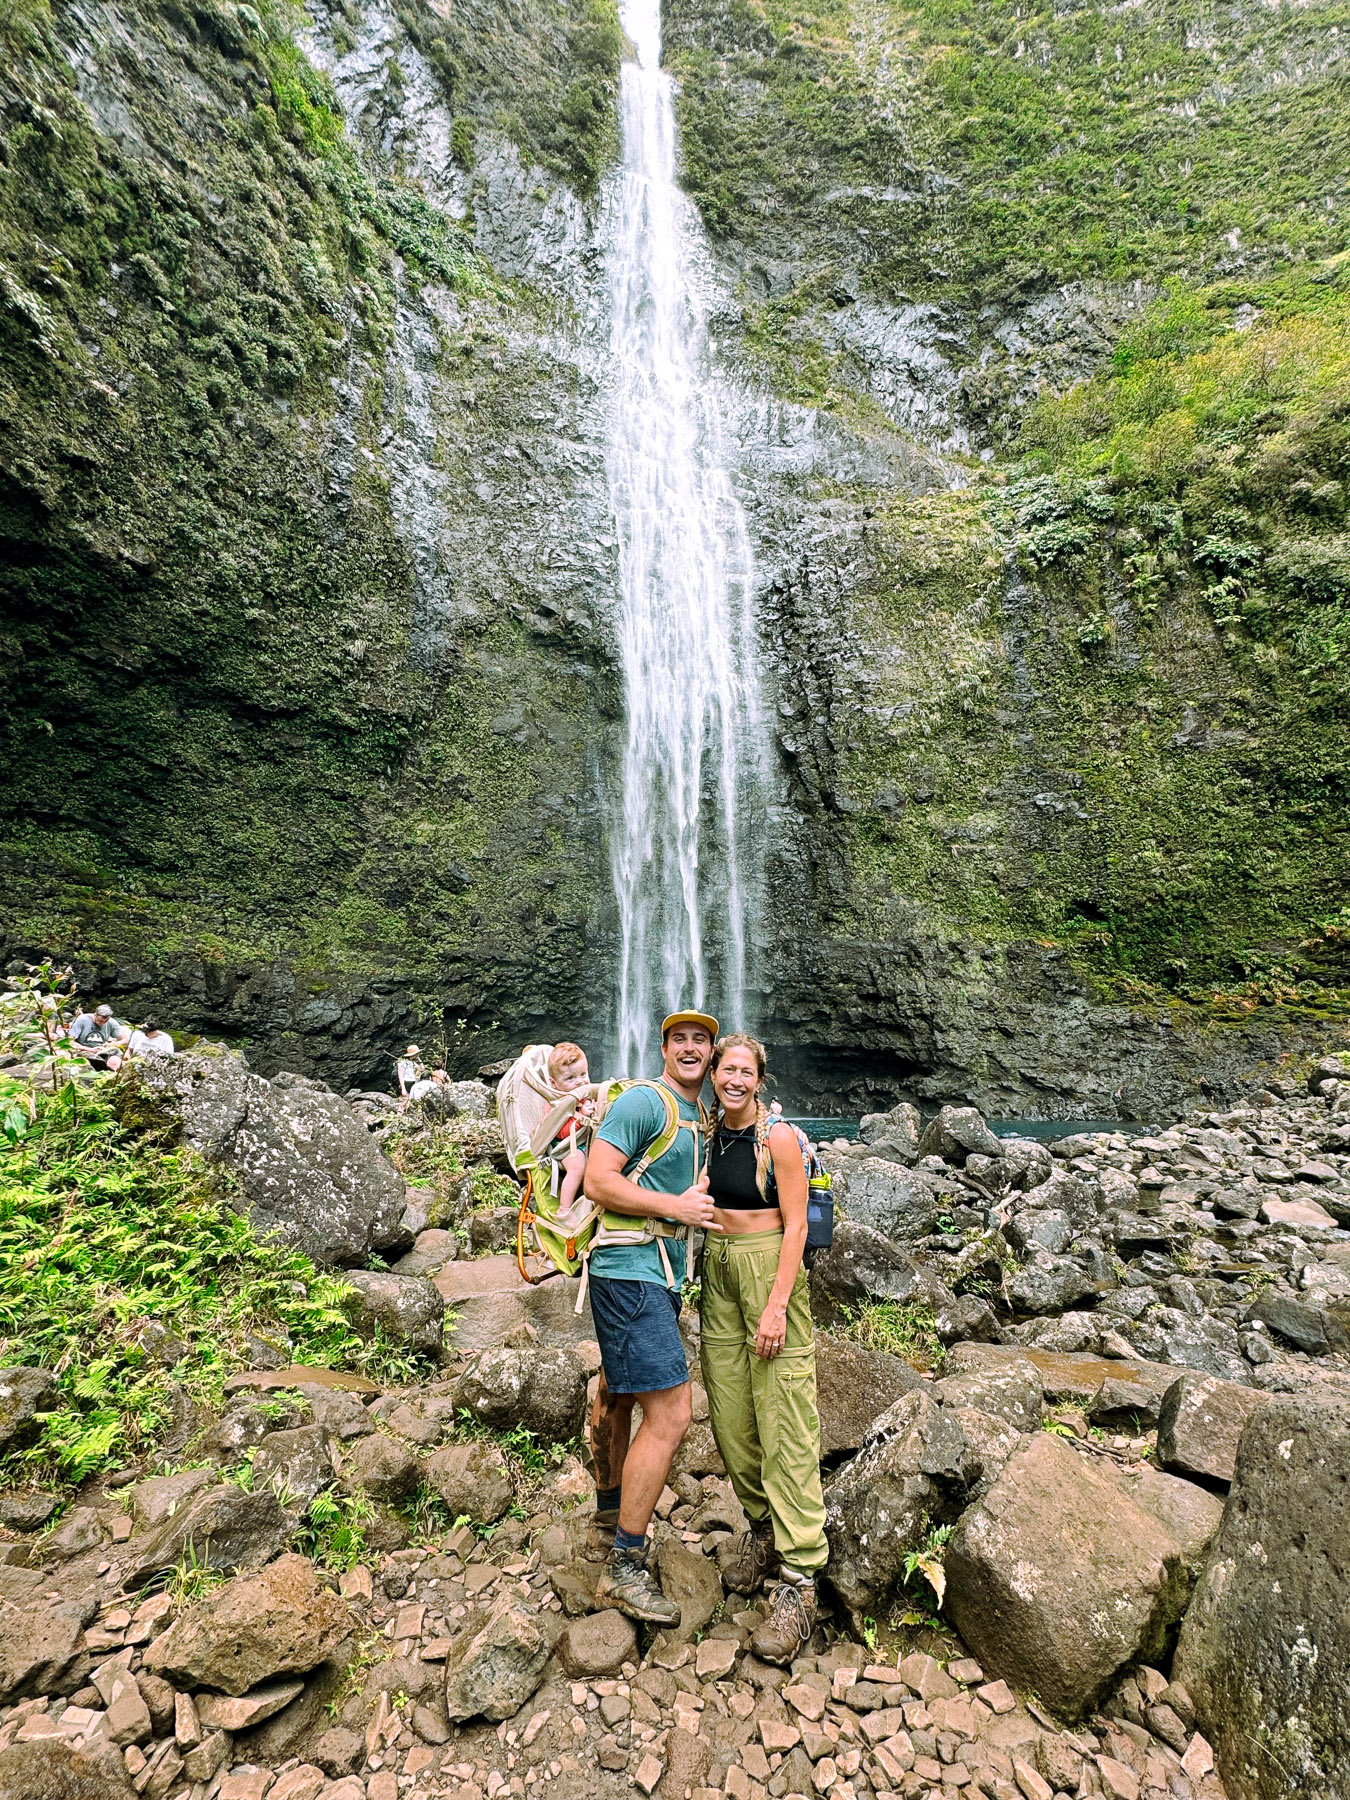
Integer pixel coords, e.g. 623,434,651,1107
548,1041,595,1212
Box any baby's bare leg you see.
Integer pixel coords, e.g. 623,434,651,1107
557,1147,587,1210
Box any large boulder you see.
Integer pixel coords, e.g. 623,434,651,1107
145,1554,351,1694
423,1442,514,1523
0,1601,89,1701
0,1739,132,1798
810,1222,950,1320
442,1597,556,1722
944,1433,1222,1718
1007,1254,1096,1316
934,1362,1042,1433
857,1102,922,1164
249,1425,334,1503
1173,1390,1350,1800
999,1138,1053,1192
123,1485,292,1588
823,1391,977,1613
341,1271,445,1359
916,1105,1002,1165
121,1049,409,1267
455,1344,589,1445
1156,1373,1271,1486
0,1367,59,1455
340,1431,421,1504
814,1333,924,1457
833,1160,941,1241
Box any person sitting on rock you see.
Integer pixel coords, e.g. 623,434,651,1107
547,1042,596,1214
582,1010,720,1626
701,1031,827,1665
69,1004,123,1068
127,1018,175,1058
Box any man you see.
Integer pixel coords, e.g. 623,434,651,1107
583,1010,720,1625
70,1004,122,1065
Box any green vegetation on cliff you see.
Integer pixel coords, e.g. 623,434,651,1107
668,0,1349,306
831,274,1349,1010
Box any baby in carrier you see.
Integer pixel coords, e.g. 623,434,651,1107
548,1041,596,1212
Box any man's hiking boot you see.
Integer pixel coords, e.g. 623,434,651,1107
594,1542,681,1627
750,1576,816,1666
720,1517,778,1595
591,1503,619,1542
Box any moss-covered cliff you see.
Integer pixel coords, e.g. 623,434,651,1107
0,0,1345,1109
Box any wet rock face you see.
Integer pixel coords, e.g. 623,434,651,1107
1173,1391,1350,1800
124,1050,409,1267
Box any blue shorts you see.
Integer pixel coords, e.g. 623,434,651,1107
589,1277,689,1395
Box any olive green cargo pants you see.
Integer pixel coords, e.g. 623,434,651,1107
699,1228,828,1574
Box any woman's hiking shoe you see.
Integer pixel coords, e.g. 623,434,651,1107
721,1518,778,1595
750,1576,816,1665
594,1543,681,1626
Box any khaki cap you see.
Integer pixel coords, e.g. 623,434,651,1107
661,1010,719,1041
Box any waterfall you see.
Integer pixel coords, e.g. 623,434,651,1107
603,0,766,1074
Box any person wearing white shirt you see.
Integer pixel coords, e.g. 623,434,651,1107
128,1020,176,1058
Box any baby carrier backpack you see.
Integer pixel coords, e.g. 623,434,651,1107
498,1050,705,1303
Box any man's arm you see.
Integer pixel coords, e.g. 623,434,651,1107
585,1139,717,1229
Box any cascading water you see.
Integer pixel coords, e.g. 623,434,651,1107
603,0,766,1073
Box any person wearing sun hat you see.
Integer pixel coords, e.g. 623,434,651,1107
582,1006,719,1625
395,1044,424,1109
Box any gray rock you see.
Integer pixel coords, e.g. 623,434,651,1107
124,1485,292,1587
810,1221,950,1317
0,1367,59,1455
145,1554,351,1694
916,1105,1003,1165
314,1726,366,1776
1000,1138,1053,1192
1174,1389,1350,1799
393,1228,459,1276
341,1270,445,1359
857,1101,922,1164
1244,1293,1340,1355
0,1601,89,1701
250,1425,334,1503
813,1332,923,1456
455,1343,588,1444
341,1431,421,1504
1017,1167,1102,1229
124,1049,409,1267
945,1433,1222,1719
834,1158,942,1240
442,1596,556,1722
934,1293,1001,1346
1008,1254,1096,1315
198,1393,312,1465
824,1390,976,1612
0,1739,132,1798
1156,1372,1271,1486
376,1392,462,1446
654,1540,723,1643
127,1465,217,1528
558,1609,638,1677
305,1387,375,1442
41,1507,106,1563
0,1492,58,1533
468,1207,518,1255
945,1405,1023,1498
1007,1208,1073,1256
934,1363,1042,1432
423,1442,514,1523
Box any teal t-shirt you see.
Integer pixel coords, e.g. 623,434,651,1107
590,1081,702,1286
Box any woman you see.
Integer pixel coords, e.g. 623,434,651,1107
700,1033,827,1665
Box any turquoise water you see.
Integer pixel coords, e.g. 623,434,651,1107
789,1115,1150,1143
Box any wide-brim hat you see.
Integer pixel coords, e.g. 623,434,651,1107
661,1010,719,1041
405,1045,422,1056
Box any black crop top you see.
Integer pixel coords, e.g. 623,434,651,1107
707,1126,780,1211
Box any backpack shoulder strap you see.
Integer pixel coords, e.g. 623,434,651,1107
623,1079,682,1181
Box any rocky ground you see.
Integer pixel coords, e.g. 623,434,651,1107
1,1043,1349,1800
